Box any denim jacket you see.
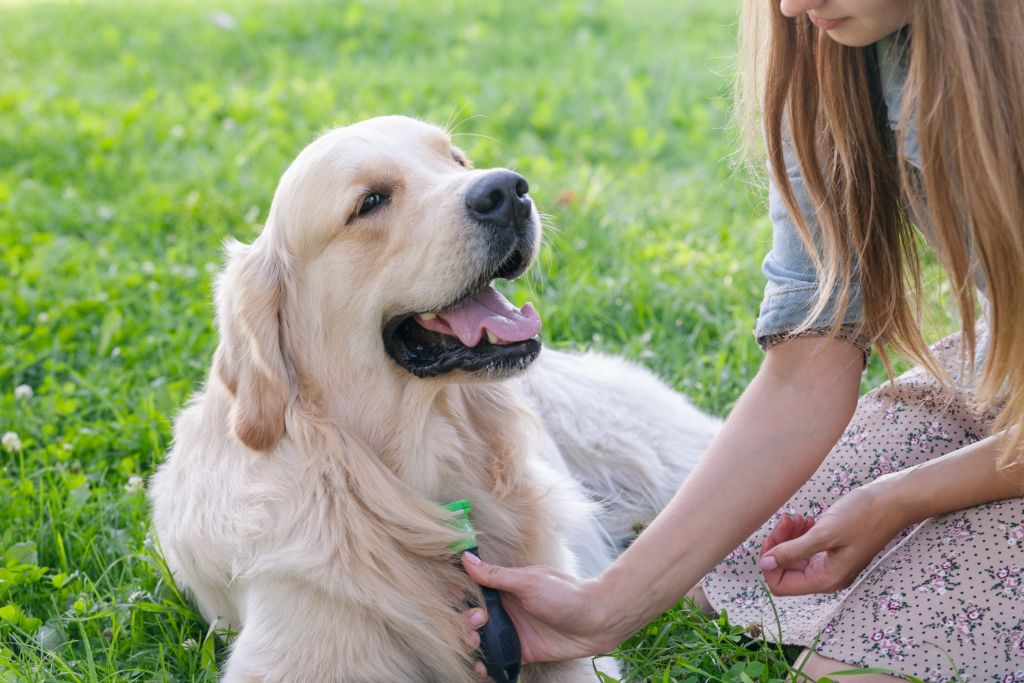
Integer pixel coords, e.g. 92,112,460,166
754,33,923,348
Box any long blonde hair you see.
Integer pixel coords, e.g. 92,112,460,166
737,0,1024,465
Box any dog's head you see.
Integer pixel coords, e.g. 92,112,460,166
213,116,543,450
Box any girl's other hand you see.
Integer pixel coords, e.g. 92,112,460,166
758,485,907,596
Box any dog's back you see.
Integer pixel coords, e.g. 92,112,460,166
519,349,721,569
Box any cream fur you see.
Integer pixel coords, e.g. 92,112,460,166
149,115,721,682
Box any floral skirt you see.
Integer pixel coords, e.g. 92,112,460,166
702,331,1024,682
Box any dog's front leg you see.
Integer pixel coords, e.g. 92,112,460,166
221,574,478,683
523,657,620,682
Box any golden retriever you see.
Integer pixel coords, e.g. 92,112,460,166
149,115,720,682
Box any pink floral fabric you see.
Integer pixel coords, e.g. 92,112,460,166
702,331,1024,681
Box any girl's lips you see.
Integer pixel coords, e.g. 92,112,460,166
809,14,847,30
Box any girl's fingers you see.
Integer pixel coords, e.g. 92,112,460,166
464,628,481,649
772,568,818,596
465,608,487,629
462,553,529,594
763,522,832,576
760,532,779,557
764,514,805,550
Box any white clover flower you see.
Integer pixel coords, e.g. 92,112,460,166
97,205,114,221
208,10,238,30
141,261,155,275
14,385,33,400
169,124,185,139
37,312,50,324
124,475,144,494
2,432,22,453
182,637,198,651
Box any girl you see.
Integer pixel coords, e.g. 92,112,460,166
461,0,1024,679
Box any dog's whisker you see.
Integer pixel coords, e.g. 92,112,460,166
541,225,564,241
448,112,486,136
538,214,564,238
441,103,467,135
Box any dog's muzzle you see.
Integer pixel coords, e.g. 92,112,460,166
382,170,542,379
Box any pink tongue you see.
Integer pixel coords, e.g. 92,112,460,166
417,285,541,346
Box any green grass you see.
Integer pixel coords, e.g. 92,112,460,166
0,1,934,680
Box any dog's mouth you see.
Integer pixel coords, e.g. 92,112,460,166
383,249,542,378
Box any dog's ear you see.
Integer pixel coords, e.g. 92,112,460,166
213,239,290,452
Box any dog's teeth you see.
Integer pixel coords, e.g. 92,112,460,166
417,313,437,321
486,330,499,344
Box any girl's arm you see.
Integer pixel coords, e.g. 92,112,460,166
464,335,863,661
597,335,863,638
879,433,1023,521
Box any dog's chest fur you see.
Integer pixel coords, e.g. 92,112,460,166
381,382,577,569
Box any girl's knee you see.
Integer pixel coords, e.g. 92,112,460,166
686,585,716,615
793,649,905,683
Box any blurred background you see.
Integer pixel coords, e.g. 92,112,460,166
0,0,903,679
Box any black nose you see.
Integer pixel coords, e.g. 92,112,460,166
465,170,531,229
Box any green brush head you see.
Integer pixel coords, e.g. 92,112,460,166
442,499,478,552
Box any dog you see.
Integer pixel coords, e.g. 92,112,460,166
149,115,721,682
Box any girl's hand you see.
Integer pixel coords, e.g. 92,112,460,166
459,553,622,665
758,484,907,596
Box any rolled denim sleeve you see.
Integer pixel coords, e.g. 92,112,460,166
754,152,865,348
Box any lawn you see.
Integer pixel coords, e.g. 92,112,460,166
0,0,921,680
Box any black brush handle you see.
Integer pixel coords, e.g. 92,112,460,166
467,549,521,682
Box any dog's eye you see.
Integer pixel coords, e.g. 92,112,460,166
357,192,388,216
452,151,470,169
